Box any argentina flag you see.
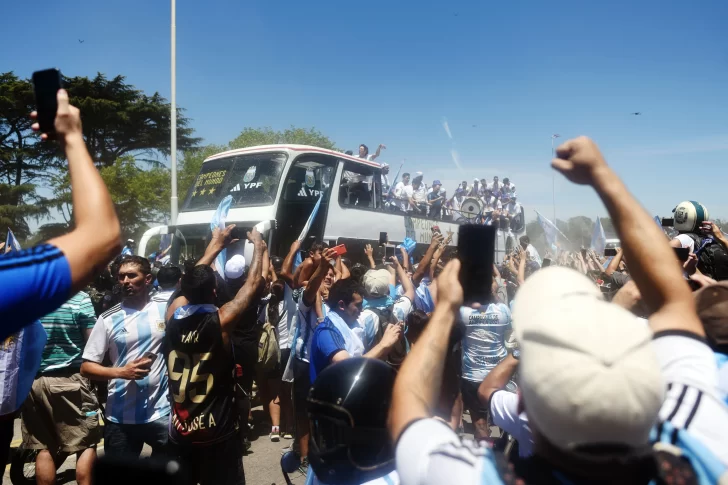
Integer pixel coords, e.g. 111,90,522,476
210,195,233,281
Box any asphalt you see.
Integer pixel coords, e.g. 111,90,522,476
3,406,306,485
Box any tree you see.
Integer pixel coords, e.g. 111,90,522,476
0,72,57,239
178,127,337,200
44,73,200,168
564,216,594,249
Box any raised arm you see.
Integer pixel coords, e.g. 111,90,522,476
302,248,337,306
42,90,121,292
553,137,703,336
517,251,526,285
477,354,518,406
218,229,265,331
197,225,238,267
391,256,415,302
389,259,462,442
413,233,444,286
279,240,301,288
364,244,376,269
399,246,411,273
370,143,386,161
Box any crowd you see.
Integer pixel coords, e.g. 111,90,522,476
1,92,728,485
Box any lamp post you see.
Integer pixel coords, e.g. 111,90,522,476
170,0,178,226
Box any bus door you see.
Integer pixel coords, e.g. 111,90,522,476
274,155,336,256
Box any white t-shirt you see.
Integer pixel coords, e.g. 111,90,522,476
412,185,427,204
652,331,728,466
482,196,501,211
674,234,697,253
504,201,521,216
83,301,170,424
489,390,533,458
525,244,542,265
394,182,413,212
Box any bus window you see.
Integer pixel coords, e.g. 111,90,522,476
182,152,287,211
339,161,381,210
282,158,334,202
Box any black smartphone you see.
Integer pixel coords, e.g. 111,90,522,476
542,258,552,267
230,226,246,241
674,247,690,262
32,68,62,135
661,218,674,227
604,248,618,257
379,232,388,246
457,224,495,305
94,456,186,485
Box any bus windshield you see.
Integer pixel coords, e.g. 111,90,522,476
182,152,287,211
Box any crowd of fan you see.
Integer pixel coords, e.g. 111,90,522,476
1,93,728,485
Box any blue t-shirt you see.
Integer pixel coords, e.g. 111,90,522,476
310,320,346,382
0,244,72,341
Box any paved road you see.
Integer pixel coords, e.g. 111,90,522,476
3,405,306,485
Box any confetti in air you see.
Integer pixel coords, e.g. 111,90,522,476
442,117,453,140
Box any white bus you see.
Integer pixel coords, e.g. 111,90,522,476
138,145,526,265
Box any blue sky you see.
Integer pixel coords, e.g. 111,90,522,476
3,0,728,226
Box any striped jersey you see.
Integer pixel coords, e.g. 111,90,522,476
460,303,512,382
82,300,170,424
39,292,96,373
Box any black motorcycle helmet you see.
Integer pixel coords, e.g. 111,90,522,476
307,358,396,485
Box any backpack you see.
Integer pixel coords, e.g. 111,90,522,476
369,306,409,368
256,321,279,374
686,233,728,281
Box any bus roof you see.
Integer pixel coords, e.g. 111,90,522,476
204,144,385,169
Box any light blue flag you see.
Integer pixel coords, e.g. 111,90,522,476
535,210,569,248
590,217,606,254
0,231,47,415
210,195,233,280
654,215,663,228
298,191,325,243
5,229,20,253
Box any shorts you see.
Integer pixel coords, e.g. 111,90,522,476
21,372,101,453
292,358,311,420
173,435,245,485
460,378,488,420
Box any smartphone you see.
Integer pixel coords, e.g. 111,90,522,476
604,248,618,257
142,351,157,362
674,247,690,262
542,258,552,267
457,224,495,305
661,218,674,227
431,226,441,235
379,232,388,246
32,69,63,135
94,455,186,485
229,226,246,240
331,244,347,256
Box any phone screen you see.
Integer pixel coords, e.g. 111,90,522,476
674,247,690,262
229,226,246,241
457,224,495,305
32,69,62,134
379,232,388,246
604,248,618,257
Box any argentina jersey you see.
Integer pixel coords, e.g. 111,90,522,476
460,303,512,382
83,300,170,424
294,297,329,363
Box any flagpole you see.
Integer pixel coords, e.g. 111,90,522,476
170,0,178,226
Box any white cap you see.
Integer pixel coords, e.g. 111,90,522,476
512,267,664,450
362,269,390,298
224,254,246,280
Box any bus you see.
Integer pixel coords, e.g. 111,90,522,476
137,145,526,265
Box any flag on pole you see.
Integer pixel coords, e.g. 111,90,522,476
552,134,561,139
590,217,606,254
5,229,20,253
210,195,233,281
0,231,47,415
298,192,325,243
535,210,569,248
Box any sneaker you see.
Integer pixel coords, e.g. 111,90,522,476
298,457,309,475
270,426,280,442
282,432,294,440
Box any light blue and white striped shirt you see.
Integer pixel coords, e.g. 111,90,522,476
83,300,170,424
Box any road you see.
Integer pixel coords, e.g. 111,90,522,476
3,405,306,485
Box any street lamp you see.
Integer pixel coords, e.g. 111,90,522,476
170,0,178,226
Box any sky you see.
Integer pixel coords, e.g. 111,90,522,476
3,0,728,227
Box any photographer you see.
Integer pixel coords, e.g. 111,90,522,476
669,201,728,281
1,90,121,340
